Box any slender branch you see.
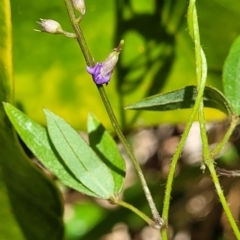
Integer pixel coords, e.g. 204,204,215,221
199,109,240,238
189,0,240,238
64,0,163,228
162,0,240,239
217,168,240,177
64,0,94,67
199,107,240,238
209,164,240,238
110,197,156,228
62,30,76,38
97,85,162,227
161,3,208,239
161,73,206,240
211,115,239,159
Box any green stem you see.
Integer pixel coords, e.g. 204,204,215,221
64,0,162,228
64,0,94,67
198,73,240,238
98,83,163,219
161,77,206,240
211,115,239,159
62,30,76,38
161,3,209,239
209,164,240,238
199,107,240,239
189,0,240,238
111,197,155,227
97,81,162,228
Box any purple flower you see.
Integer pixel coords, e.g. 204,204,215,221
87,40,124,85
87,63,112,85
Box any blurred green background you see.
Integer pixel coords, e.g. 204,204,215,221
11,0,240,130
6,0,240,239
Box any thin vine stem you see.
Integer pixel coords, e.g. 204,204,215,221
161,48,207,240
189,0,240,238
161,5,202,240
110,197,155,227
161,2,209,239
160,67,207,240
64,0,94,67
97,85,162,228
64,0,163,228
209,166,240,238
161,0,240,239
211,115,239,159
199,104,240,238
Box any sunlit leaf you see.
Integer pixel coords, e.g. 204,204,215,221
4,103,99,198
87,113,125,194
44,109,115,199
125,86,233,116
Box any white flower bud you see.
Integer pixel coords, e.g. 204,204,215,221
72,0,86,15
36,19,63,34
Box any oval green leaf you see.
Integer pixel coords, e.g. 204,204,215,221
87,113,125,194
125,85,233,115
3,103,100,198
44,109,115,199
223,35,240,115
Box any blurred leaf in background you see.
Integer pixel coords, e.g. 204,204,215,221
65,202,106,240
11,0,240,130
0,1,64,239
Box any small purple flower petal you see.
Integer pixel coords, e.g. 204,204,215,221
86,63,112,85
86,40,124,85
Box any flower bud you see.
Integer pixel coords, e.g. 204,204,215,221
36,19,63,34
72,0,86,15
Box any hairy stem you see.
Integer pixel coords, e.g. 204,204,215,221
189,0,240,238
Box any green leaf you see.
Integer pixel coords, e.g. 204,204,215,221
4,103,100,198
87,113,125,194
65,202,106,239
223,35,240,115
125,85,233,115
44,109,115,199
0,1,64,239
